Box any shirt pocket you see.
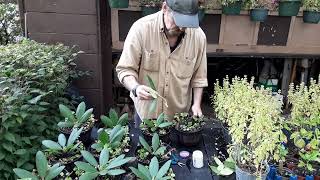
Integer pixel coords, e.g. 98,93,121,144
142,49,160,72
176,56,196,79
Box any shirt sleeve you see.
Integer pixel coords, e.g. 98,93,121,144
116,22,142,84
191,31,208,88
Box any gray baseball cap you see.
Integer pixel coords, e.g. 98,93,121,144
166,0,199,28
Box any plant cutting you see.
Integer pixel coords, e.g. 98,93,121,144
91,125,130,158
75,149,133,179
302,0,320,23
140,112,173,143
137,133,171,165
129,156,175,180
219,0,243,15
13,151,65,180
139,0,162,16
210,157,236,176
278,0,302,16
213,76,285,180
173,112,206,146
100,108,129,129
42,128,84,170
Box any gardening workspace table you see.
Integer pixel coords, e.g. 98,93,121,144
128,119,236,180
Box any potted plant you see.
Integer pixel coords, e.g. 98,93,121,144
139,0,162,17
130,156,175,180
58,102,96,145
137,133,171,165
219,0,243,15
75,149,133,179
210,156,236,179
140,113,173,143
108,0,129,8
91,125,130,158
278,0,302,16
42,128,84,172
100,108,129,129
246,0,274,21
287,79,320,178
173,112,206,146
213,76,285,180
13,151,65,180
302,0,320,23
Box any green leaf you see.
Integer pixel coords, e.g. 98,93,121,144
156,160,171,179
149,156,159,177
76,102,86,120
28,94,45,104
156,113,164,125
152,133,160,152
149,99,157,113
58,134,66,147
79,172,99,180
210,166,220,175
106,169,126,176
79,108,93,123
109,108,119,126
36,151,48,178
75,162,97,173
4,132,15,142
146,75,157,90
138,164,152,179
81,151,98,167
214,157,223,166
98,130,109,144
110,128,125,144
154,146,166,155
57,121,74,128
139,136,152,152
158,122,173,128
130,167,149,180
46,165,65,180
59,104,75,122
2,142,13,152
107,155,132,169
67,127,83,146
99,149,110,167
101,115,114,128
42,140,62,150
14,149,27,155
118,113,128,126
13,168,38,179
220,167,234,176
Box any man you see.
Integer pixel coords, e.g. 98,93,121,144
116,0,208,126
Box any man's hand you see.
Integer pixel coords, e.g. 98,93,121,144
191,104,203,117
136,85,154,100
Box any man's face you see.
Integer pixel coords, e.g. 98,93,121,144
163,4,186,37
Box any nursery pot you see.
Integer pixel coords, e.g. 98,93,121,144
108,0,129,8
303,11,320,23
278,0,301,16
222,1,242,15
250,8,269,22
142,129,171,144
142,6,159,17
175,127,203,147
236,165,270,180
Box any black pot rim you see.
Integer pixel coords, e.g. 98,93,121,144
175,125,204,134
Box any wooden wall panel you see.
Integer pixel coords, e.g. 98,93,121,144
290,17,320,47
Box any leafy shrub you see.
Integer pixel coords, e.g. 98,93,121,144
0,3,22,45
0,39,83,179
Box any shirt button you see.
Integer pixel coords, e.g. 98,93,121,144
165,84,168,87
166,71,169,74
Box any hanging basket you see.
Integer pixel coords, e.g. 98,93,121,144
141,6,159,17
278,0,301,16
303,10,320,23
250,8,268,22
108,0,129,8
222,1,242,15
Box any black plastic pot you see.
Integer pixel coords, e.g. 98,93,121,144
175,127,203,147
141,129,171,144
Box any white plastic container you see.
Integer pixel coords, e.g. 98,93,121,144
192,150,204,168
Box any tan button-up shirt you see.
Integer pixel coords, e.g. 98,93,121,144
116,11,208,120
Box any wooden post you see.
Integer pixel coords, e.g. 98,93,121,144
282,58,293,96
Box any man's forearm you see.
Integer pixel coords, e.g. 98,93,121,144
122,75,140,91
193,87,203,106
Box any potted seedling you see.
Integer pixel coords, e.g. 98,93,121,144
137,133,171,165
139,0,162,17
140,113,173,143
173,112,206,146
42,128,84,172
213,76,285,180
100,108,129,129
130,156,175,180
210,156,236,180
13,151,65,180
75,149,133,179
219,0,243,15
91,125,130,158
58,102,96,145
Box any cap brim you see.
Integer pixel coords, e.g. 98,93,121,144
172,11,199,28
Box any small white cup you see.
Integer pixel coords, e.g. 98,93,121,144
192,150,204,168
